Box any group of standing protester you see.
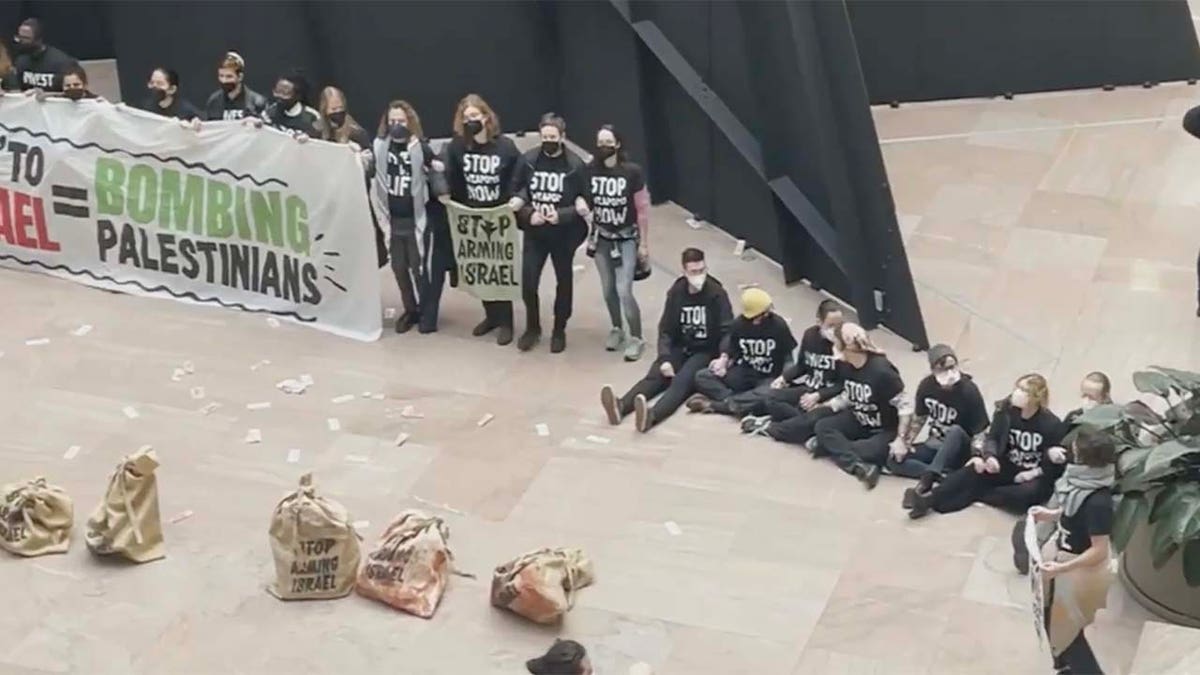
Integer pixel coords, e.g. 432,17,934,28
3,18,1117,674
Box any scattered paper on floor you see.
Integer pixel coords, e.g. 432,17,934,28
199,402,220,416
299,373,314,386
183,361,195,374
25,338,49,346
63,445,81,460
394,432,410,447
276,379,308,395
535,423,550,437
326,418,341,431
477,413,494,427
169,510,195,524
286,449,301,463
245,428,262,444
246,401,271,411
122,406,140,419
72,324,93,337
384,307,397,319
266,317,281,328
190,386,205,400
400,406,423,419
733,239,746,256
664,521,683,536
250,360,270,371
585,435,610,444
345,454,369,463
331,394,355,404
353,520,370,530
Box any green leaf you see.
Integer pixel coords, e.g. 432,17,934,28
1152,518,1180,569
1074,403,1124,431
1113,493,1148,552
1175,497,1200,543
1151,366,1200,392
1150,484,1183,524
1124,401,1166,428
1143,440,1200,480
1183,540,1200,587
1118,447,1152,475
1135,371,1176,397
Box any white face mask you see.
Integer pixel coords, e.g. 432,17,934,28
686,273,707,291
934,368,961,387
1080,397,1098,411
1011,389,1031,409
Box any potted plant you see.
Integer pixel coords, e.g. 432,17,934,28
1077,366,1200,626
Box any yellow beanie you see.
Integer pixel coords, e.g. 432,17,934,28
741,288,772,319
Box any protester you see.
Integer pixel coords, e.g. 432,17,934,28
601,248,732,432
0,40,13,91
11,18,77,92
371,100,449,335
1030,427,1115,675
893,344,989,508
260,73,322,138
1064,371,1113,427
204,51,266,121
442,93,526,345
809,323,909,489
57,64,96,100
526,639,593,675
516,113,589,353
584,124,649,361
908,373,1068,518
737,300,843,445
142,67,201,121
687,288,796,412
319,86,370,148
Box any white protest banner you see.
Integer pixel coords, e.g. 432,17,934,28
444,200,521,302
1025,514,1047,651
0,95,381,341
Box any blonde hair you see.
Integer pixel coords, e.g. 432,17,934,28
317,86,364,144
453,93,501,140
1015,373,1050,409
377,99,425,140
835,323,885,356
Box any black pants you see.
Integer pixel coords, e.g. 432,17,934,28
390,226,420,316
930,465,1051,515
522,224,586,333
767,406,835,445
713,382,803,417
693,364,767,401
620,353,710,427
885,424,973,479
1047,583,1104,674
813,410,895,474
389,218,448,331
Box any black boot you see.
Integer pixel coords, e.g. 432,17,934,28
854,463,881,490
472,317,496,336
496,324,514,346
394,312,417,334
550,330,566,353
517,327,541,352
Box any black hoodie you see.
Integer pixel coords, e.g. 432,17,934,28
655,275,733,364
13,44,77,92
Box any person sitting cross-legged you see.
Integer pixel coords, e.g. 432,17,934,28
893,344,989,509
600,248,732,432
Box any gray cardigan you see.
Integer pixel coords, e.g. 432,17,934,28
369,136,447,239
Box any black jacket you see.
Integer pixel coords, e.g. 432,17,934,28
655,275,733,364
516,147,587,230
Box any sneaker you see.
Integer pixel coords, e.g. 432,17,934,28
472,318,496,337
902,487,917,510
605,327,625,351
623,337,645,362
496,325,514,346
740,415,772,436
394,312,417,334
804,437,819,454
634,394,651,432
550,330,566,353
517,329,541,352
908,489,933,519
600,385,621,425
916,473,936,496
685,394,711,413
855,463,881,490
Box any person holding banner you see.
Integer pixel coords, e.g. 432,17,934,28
442,94,526,345
260,74,322,139
204,52,267,122
584,124,650,361
1029,427,1115,675
371,100,449,334
11,18,77,93
515,113,589,353
142,67,201,121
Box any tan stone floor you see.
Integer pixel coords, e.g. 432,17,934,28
4,81,1199,672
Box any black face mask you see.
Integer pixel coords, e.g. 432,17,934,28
272,96,295,116
220,80,238,94
152,88,168,103
328,111,346,128
541,141,562,156
596,146,616,161
13,41,36,55
388,123,410,141
64,88,85,101
463,119,484,137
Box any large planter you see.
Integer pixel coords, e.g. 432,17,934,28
1120,516,1200,627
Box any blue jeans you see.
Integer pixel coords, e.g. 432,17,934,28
594,237,642,338
885,424,972,479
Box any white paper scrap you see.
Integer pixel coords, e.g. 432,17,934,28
361,391,373,398
345,454,369,463
535,423,550,437
394,432,410,447
169,510,195,524
286,448,301,463
400,406,424,419
63,445,81,460
370,393,385,401
332,394,355,404
326,418,341,431
733,239,746,257
246,401,271,411
585,435,611,444
182,361,195,374
250,359,270,371
384,307,397,319
299,373,314,386
664,521,683,536
352,520,370,531
266,317,281,328
25,338,49,346
244,428,262,444
685,217,701,229
477,413,495,427
122,406,140,419
189,386,205,400
276,379,308,395
170,369,184,382
199,402,220,416
72,324,93,337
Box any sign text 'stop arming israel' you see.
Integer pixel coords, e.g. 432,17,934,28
0,94,381,341
444,200,523,303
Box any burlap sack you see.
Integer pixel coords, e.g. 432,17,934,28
267,473,361,601
356,510,457,618
490,547,595,623
85,446,165,563
0,477,73,557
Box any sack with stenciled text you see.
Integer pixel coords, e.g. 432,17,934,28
0,477,73,556
85,446,165,563
356,510,463,618
267,473,362,600
490,547,595,623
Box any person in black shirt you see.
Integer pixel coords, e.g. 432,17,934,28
142,67,201,121
688,288,796,412
893,344,989,506
582,124,650,362
738,299,843,444
601,248,732,432
515,113,589,353
11,18,77,92
909,373,1068,518
1029,427,1115,675
371,100,449,335
57,64,97,100
812,323,910,489
204,52,267,121
260,74,322,138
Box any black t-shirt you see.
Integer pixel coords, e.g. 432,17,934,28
996,407,1066,473
204,86,267,121
787,326,839,397
444,135,524,208
13,45,78,92
145,95,203,121
587,161,644,239
523,148,586,225
385,139,435,218
914,374,988,440
1056,489,1113,554
838,354,905,432
727,314,797,378
264,104,323,137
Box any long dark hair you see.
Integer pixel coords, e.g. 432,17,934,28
594,123,628,165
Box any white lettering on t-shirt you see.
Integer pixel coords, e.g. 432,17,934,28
530,170,565,218
463,153,502,203
796,351,837,388
1007,429,1044,469
846,379,883,428
680,305,708,341
737,337,778,375
22,71,55,89
924,398,959,437
223,109,246,121
591,175,629,227
388,150,412,197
